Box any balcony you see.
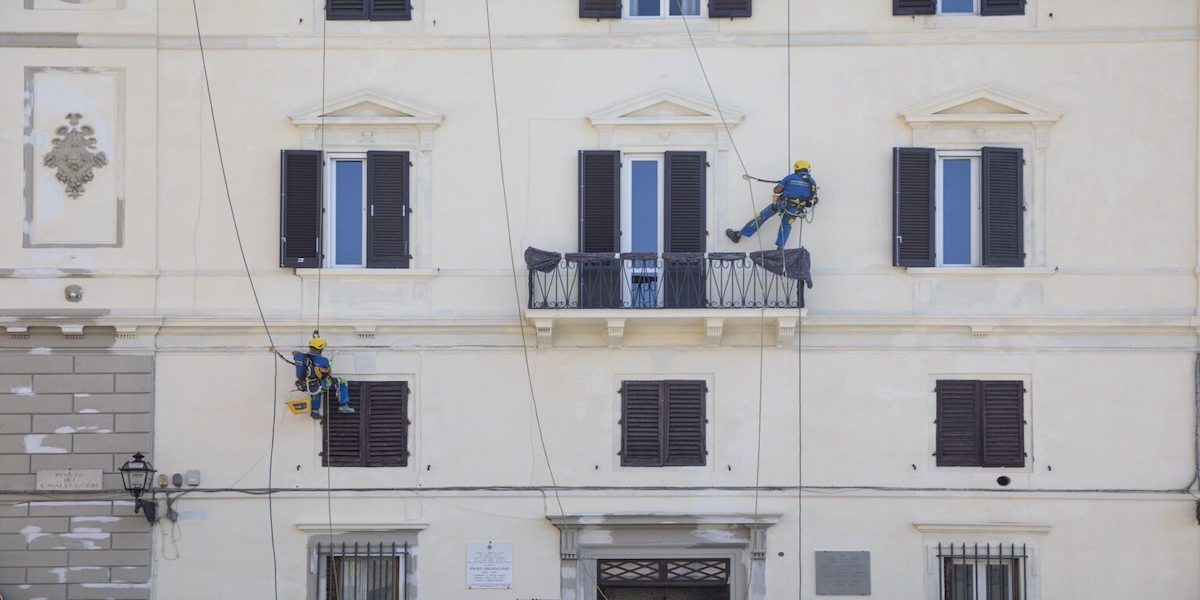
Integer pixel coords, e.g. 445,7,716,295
524,248,809,347
527,250,806,310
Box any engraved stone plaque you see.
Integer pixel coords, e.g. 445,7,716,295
35,468,103,491
466,541,512,589
815,551,871,596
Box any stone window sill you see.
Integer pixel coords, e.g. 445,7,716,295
294,268,438,280
906,267,1056,277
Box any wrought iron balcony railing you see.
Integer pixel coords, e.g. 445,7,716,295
525,248,810,310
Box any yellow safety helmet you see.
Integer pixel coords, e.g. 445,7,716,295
307,337,327,351
793,160,811,171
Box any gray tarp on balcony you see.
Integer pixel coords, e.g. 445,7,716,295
750,247,813,289
524,247,562,273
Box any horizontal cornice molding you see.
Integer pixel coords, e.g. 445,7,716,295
0,27,1194,50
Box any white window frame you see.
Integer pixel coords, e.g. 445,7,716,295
934,150,982,267
624,0,704,18
318,555,405,600
939,0,980,14
326,153,369,269
941,555,1022,600
620,154,665,255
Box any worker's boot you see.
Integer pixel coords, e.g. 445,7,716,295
725,229,742,243
338,405,356,414
310,407,323,420
776,245,785,252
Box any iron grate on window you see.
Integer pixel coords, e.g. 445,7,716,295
316,542,408,600
598,559,729,586
937,543,1027,600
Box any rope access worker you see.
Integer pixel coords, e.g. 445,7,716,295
292,337,354,419
726,160,818,250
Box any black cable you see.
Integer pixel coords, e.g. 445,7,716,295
189,3,281,598
13,484,1186,496
266,359,279,600
189,0,278,352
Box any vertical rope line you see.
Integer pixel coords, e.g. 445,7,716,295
669,6,768,600
787,2,804,599
316,9,328,333
188,3,280,598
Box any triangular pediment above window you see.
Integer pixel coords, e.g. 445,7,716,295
588,89,744,127
901,86,1062,125
289,91,444,127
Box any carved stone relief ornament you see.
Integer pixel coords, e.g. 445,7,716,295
43,113,108,198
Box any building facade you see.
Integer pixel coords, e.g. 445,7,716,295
1,0,1199,598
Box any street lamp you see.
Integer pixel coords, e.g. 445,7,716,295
118,451,158,524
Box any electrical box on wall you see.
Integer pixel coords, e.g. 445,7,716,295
185,470,201,487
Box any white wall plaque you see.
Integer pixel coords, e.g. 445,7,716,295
35,468,103,491
466,541,512,589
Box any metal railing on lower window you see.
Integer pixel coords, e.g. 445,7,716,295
937,543,1028,600
526,250,807,310
316,542,408,600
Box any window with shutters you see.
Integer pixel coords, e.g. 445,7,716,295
327,0,413,21
582,0,750,19
280,149,412,269
893,0,1025,16
619,380,708,467
323,381,411,468
893,146,1024,268
934,379,1026,468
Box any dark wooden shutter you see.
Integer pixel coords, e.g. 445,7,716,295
580,0,621,18
280,150,323,268
366,151,411,268
893,147,935,267
579,151,621,308
709,0,751,18
620,381,663,467
981,147,1024,267
981,0,1025,16
327,0,368,20
579,151,621,253
664,381,706,466
936,380,982,467
663,151,707,308
982,381,1024,467
323,381,365,467
893,0,935,15
365,381,410,467
370,0,413,20
664,152,706,253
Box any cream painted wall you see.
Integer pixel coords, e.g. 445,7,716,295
2,0,1199,599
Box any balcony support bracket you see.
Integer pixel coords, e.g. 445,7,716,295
705,318,725,347
606,318,625,348
533,319,554,348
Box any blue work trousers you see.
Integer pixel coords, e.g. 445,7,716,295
739,202,797,248
306,378,349,412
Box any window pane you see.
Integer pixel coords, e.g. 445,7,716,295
987,564,1011,600
941,159,973,265
334,160,364,266
631,0,661,16
948,563,974,600
669,0,701,16
630,161,659,253
941,0,974,12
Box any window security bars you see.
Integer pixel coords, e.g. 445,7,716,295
597,559,730,586
528,252,804,309
316,542,408,600
938,543,1027,600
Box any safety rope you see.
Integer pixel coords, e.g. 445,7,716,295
188,2,281,598
669,3,788,598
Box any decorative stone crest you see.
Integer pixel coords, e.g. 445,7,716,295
43,113,108,198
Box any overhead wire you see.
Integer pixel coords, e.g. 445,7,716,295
482,3,611,599
669,3,772,600
188,2,283,598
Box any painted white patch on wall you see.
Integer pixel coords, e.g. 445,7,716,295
81,583,151,590
176,510,207,521
53,426,109,434
24,434,68,453
48,568,67,583
72,516,119,523
64,530,110,540
78,408,98,414
11,387,33,395
29,347,52,355
20,525,47,543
